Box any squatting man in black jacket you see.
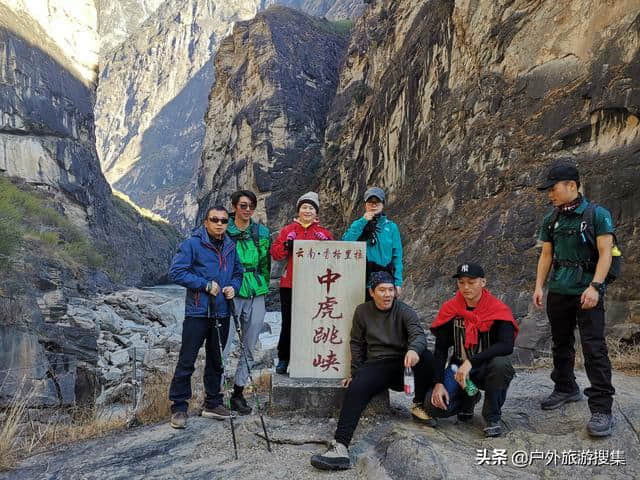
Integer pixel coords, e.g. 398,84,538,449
310,271,436,471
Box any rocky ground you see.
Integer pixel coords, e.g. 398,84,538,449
2,370,638,479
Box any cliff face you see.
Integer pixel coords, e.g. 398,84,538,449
1,0,98,83
96,0,165,56
265,0,364,19
0,2,179,408
0,3,109,228
320,0,640,359
197,6,349,226
95,0,264,232
94,0,365,233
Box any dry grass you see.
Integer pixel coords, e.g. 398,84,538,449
246,369,272,394
0,379,33,471
136,370,174,424
1,360,273,471
526,338,640,376
40,407,127,448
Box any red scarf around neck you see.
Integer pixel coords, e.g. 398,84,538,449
431,289,519,348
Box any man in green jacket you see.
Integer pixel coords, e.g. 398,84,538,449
342,187,403,298
533,164,616,437
225,190,271,414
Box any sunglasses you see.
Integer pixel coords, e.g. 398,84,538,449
237,203,255,211
208,217,229,224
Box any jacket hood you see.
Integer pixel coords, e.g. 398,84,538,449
192,225,234,252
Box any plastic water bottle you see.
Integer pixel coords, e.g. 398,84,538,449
450,364,479,396
403,367,414,397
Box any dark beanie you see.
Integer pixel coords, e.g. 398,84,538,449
369,271,395,289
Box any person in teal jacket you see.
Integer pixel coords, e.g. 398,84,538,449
342,187,403,298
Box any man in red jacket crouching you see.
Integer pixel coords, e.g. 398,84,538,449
427,263,519,437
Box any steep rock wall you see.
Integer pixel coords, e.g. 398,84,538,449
0,2,179,408
320,0,640,360
96,0,264,232
197,6,349,226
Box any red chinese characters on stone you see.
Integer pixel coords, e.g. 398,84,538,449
296,248,305,258
312,325,343,345
312,350,341,372
354,249,364,260
317,268,341,294
312,296,343,320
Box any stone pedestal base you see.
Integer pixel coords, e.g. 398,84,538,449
269,373,390,417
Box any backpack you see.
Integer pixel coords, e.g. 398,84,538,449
547,202,621,284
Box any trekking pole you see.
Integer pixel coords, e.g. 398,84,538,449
212,300,238,460
228,300,272,452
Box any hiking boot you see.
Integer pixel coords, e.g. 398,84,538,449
587,412,614,437
540,390,582,410
201,405,234,420
231,394,252,415
310,440,350,471
276,360,289,374
170,411,187,429
457,392,481,423
411,403,437,427
483,421,502,437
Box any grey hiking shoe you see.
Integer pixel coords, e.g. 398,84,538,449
587,412,614,437
540,390,582,410
170,411,187,429
310,440,350,470
201,405,234,420
483,421,502,437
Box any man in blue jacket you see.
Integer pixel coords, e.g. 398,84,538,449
168,205,243,429
342,187,403,298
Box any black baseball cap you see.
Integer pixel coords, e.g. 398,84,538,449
537,164,580,191
452,263,485,279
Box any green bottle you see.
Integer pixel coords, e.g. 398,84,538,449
451,364,479,396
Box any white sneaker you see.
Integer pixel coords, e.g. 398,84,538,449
310,440,350,470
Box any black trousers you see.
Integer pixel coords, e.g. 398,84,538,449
547,292,614,413
334,351,435,447
277,287,292,362
169,316,230,413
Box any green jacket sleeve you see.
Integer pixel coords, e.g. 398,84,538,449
342,216,368,241
391,223,403,286
594,206,615,236
539,212,553,242
259,235,271,284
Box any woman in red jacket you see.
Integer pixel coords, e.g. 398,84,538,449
271,192,334,374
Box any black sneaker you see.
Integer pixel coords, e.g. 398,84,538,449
587,412,614,437
484,421,502,437
457,392,481,422
540,390,582,410
231,394,252,415
276,360,289,374
310,441,350,470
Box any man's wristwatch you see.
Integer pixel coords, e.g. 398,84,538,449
590,281,605,294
